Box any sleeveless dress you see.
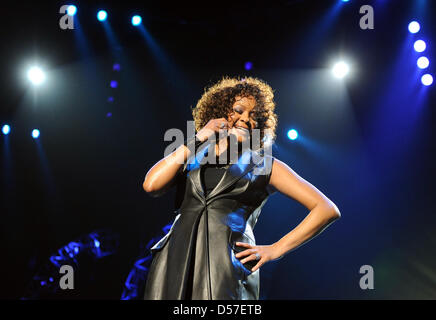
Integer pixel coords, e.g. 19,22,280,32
143,144,275,300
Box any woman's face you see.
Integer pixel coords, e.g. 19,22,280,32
228,95,257,143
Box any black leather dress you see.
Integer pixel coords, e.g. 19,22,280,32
143,143,275,300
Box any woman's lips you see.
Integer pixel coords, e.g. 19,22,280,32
234,126,249,134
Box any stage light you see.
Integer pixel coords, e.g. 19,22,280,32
97,10,107,21
332,61,350,79
287,129,298,140
94,239,100,248
244,62,253,71
110,80,118,88
421,74,433,86
341,0,350,2
27,66,46,86
408,21,420,34
131,15,142,26
2,124,10,135
32,129,40,139
417,57,429,69
67,5,77,16
414,40,426,53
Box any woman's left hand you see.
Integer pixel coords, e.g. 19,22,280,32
234,242,283,272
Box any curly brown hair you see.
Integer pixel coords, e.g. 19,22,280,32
192,76,278,149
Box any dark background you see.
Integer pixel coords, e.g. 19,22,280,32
0,0,435,299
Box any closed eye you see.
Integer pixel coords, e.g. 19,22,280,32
234,108,243,114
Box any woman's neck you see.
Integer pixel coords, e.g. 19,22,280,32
214,135,247,165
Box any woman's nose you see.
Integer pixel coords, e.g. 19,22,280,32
239,112,250,123
236,115,251,129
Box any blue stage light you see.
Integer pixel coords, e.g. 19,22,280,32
414,40,426,53
32,129,40,139
417,57,429,69
131,15,142,26
421,74,433,86
408,21,420,34
287,129,298,140
341,0,350,2
94,239,100,248
67,5,77,16
2,124,10,135
97,10,107,21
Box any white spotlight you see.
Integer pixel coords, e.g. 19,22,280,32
27,66,46,85
417,57,429,69
2,124,10,135
67,5,77,16
332,61,350,79
414,40,426,53
408,21,420,34
131,15,142,26
421,74,433,86
32,129,40,139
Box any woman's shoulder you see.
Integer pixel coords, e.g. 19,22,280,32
251,148,275,170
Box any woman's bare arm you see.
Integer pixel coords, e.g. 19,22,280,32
269,158,341,257
142,144,192,197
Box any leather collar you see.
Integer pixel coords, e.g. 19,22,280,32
187,143,263,200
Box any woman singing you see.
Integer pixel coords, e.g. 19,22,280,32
142,76,340,300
